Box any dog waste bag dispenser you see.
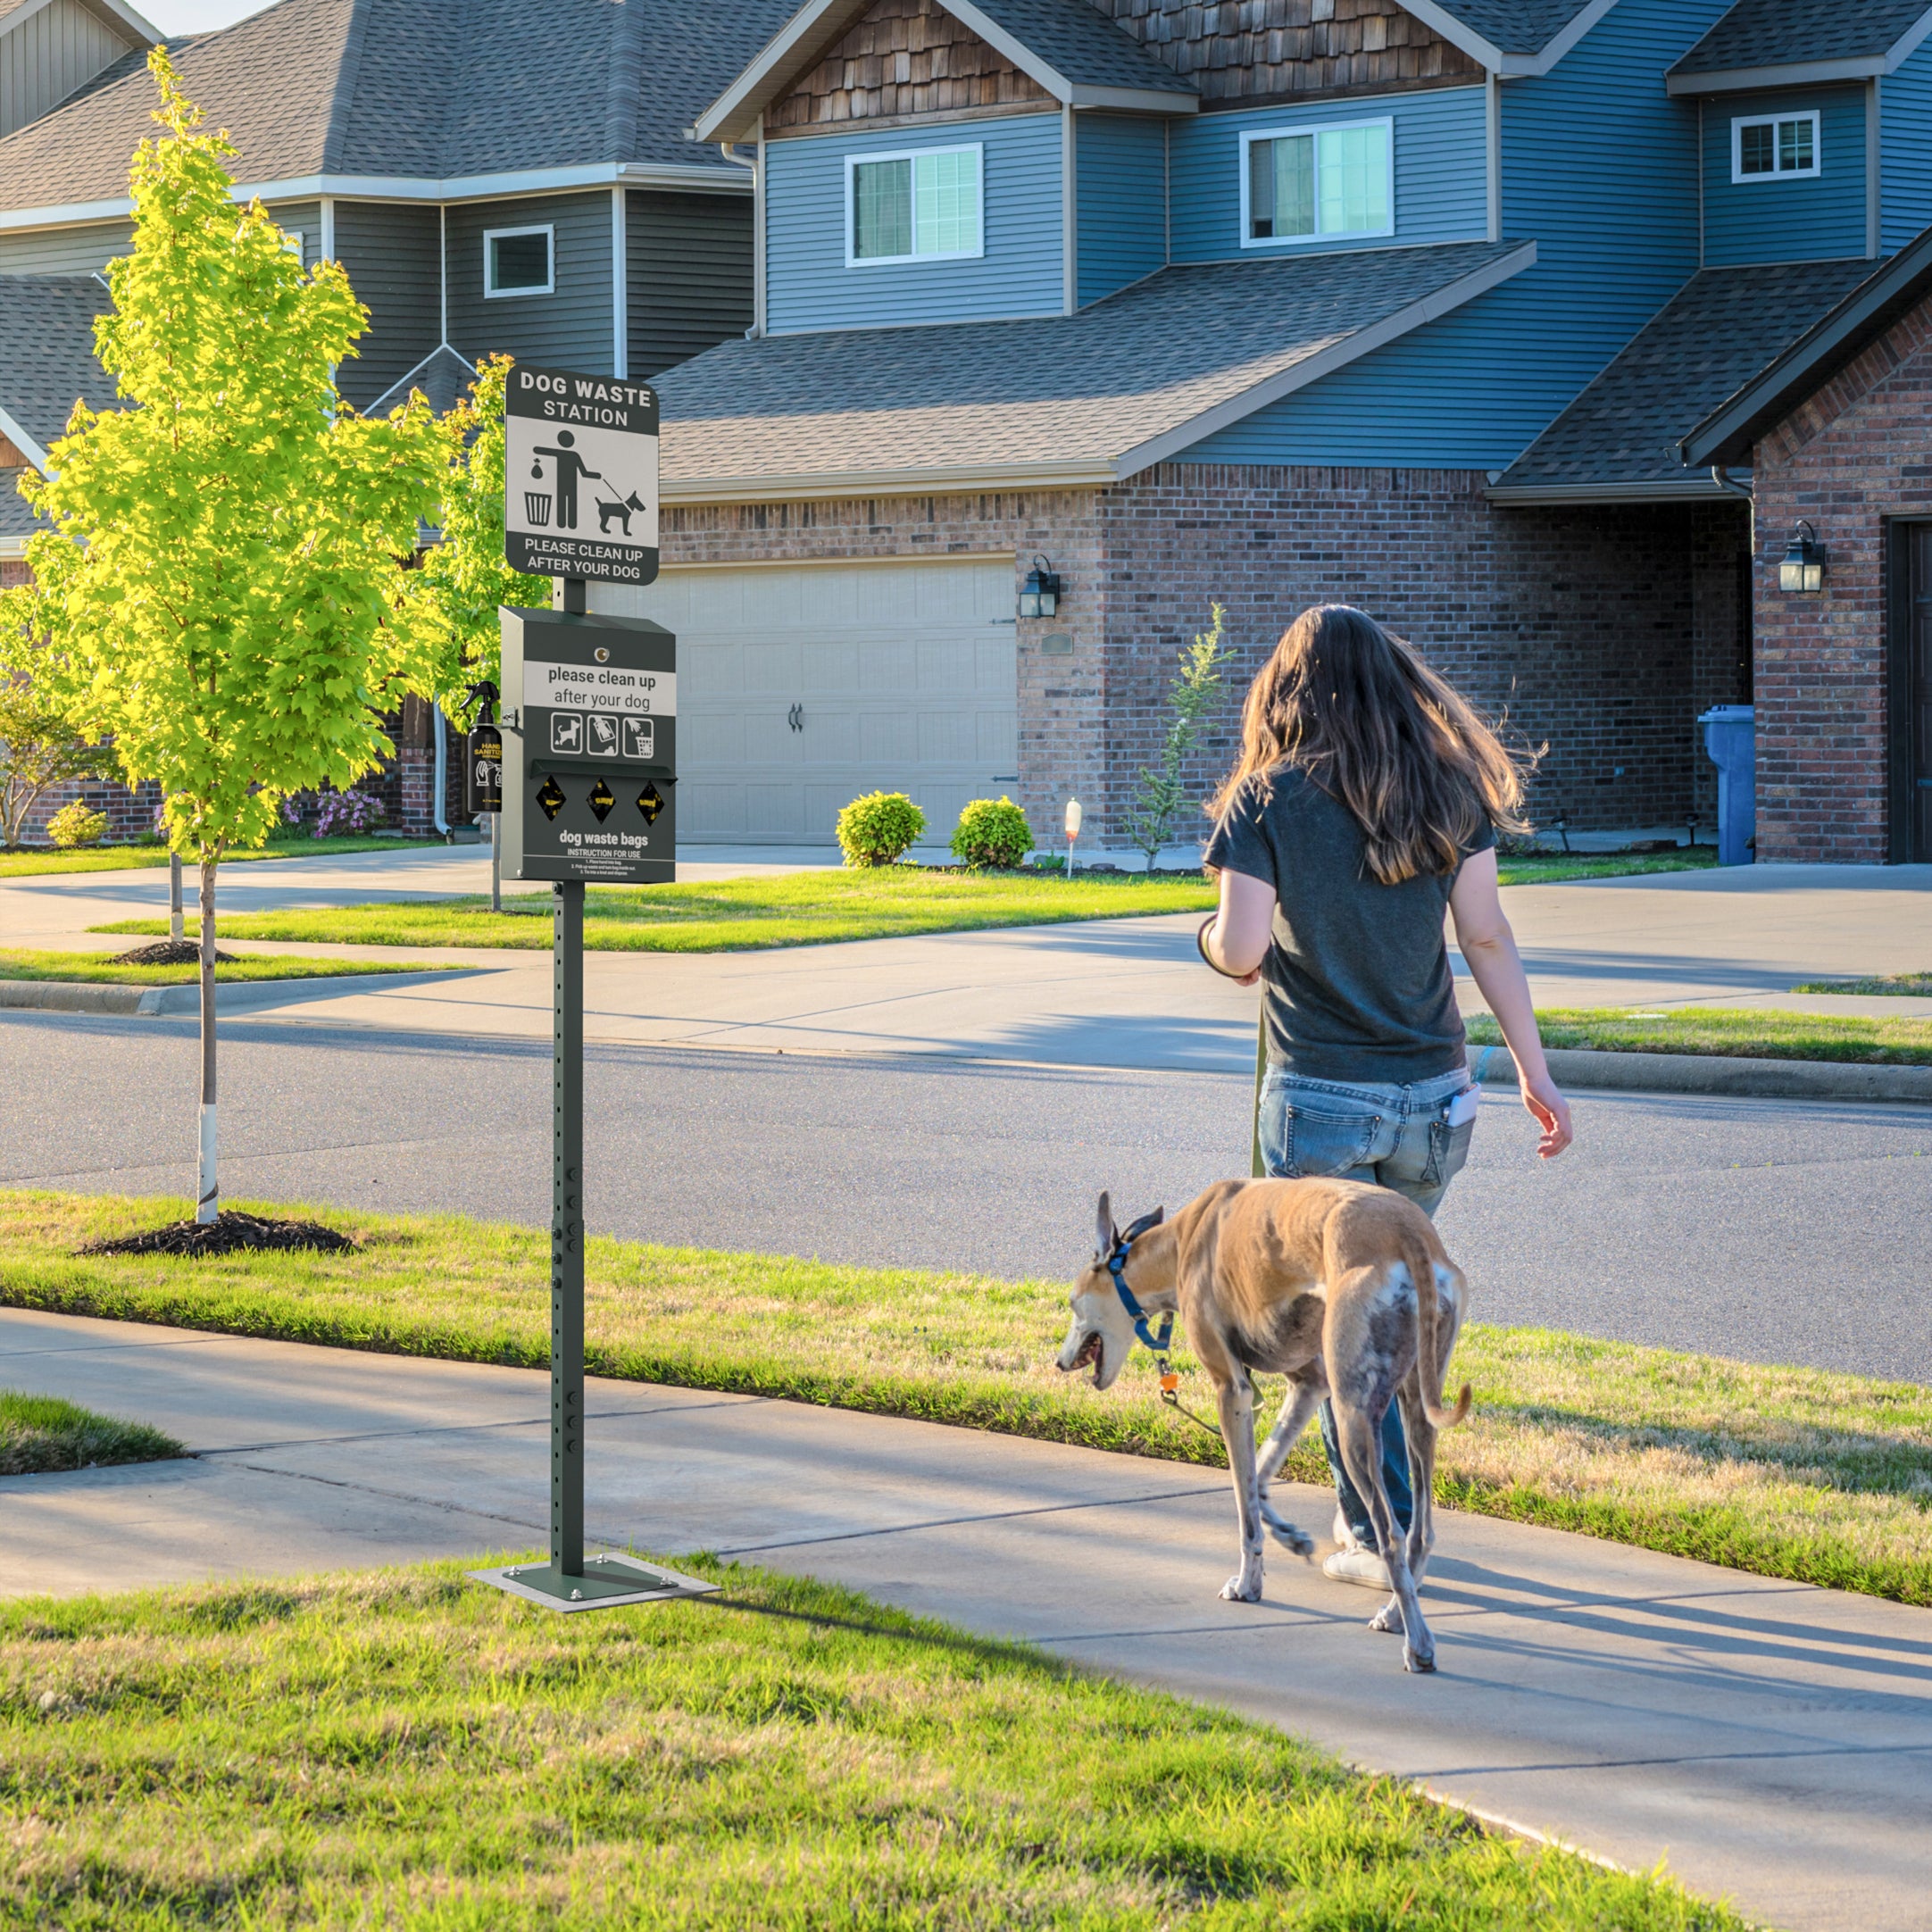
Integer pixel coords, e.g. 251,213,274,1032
500,612,676,886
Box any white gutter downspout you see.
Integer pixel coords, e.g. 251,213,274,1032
718,139,762,336
319,196,335,262
1485,71,1501,242
612,183,629,378
432,704,450,837
1710,463,1754,555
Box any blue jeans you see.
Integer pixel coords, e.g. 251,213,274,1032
1257,1064,1476,1545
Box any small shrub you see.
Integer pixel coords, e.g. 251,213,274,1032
951,796,1033,870
312,790,384,838
46,801,109,848
837,791,926,868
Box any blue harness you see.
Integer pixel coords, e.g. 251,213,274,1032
1105,1208,1173,1353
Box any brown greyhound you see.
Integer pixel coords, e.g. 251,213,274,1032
1055,1180,1470,1673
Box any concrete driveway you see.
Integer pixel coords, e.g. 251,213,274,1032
4,1305,1928,1932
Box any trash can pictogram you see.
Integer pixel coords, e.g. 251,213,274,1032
525,492,553,528
1699,704,1755,866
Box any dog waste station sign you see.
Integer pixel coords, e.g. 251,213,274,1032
470,364,709,1615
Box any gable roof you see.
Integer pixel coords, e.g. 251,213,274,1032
0,0,160,44
1666,0,1932,92
0,0,795,222
696,0,1195,143
0,272,115,469
654,238,1535,501
1491,257,1879,501
1403,0,1617,68
1682,226,1932,464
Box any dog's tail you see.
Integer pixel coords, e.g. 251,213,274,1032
1404,1227,1470,1429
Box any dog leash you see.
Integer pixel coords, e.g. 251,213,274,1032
1104,1212,1226,1443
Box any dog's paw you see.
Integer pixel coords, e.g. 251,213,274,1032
1369,1599,1404,1636
1403,1644,1437,1675
1220,1571,1262,1603
1261,1506,1315,1560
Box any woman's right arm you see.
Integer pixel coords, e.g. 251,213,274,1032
1448,849,1573,1158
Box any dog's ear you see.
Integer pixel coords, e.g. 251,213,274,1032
1122,1207,1165,1243
1095,1191,1113,1257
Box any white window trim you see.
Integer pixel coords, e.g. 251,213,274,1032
1731,110,1821,184
281,230,304,259
483,222,555,297
844,144,986,270
1238,117,1396,250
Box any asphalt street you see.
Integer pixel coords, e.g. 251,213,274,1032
4,1009,1930,1384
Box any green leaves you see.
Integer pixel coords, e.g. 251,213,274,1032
420,354,552,717
6,47,446,866
1125,602,1237,868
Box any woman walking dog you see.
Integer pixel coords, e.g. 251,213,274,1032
1196,604,1571,1589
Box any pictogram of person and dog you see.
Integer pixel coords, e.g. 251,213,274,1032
522,429,649,537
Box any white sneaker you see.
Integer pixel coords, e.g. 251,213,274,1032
1322,1547,1392,1590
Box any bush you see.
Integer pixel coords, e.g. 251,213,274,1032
45,801,109,848
837,791,925,868
951,796,1034,870
312,789,385,838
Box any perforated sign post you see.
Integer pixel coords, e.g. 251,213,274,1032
470,365,711,1615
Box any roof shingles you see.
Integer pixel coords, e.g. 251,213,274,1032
1670,0,1932,74
0,274,117,453
1495,257,1880,491
656,240,1529,492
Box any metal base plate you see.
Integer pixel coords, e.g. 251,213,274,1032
468,1553,719,1613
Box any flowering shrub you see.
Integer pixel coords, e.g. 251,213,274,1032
46,801,110,848
312,789,385,838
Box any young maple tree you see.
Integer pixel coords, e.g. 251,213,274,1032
0,51,446,1224
1124,603,1237,871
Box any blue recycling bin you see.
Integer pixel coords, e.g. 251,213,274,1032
1700,704,1756,866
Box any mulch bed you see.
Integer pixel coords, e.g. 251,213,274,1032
79,1212,358,1259
108,941,237,966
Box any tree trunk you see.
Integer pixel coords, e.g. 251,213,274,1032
196,854,219,1224
170,851,183,942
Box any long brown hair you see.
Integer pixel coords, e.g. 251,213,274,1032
1207,604,1529,885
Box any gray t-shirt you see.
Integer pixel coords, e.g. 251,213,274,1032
1203,765,1492,1083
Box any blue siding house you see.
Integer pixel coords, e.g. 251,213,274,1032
637,0,1932,848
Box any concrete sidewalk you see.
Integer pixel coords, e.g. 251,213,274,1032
4,1306,1928,1932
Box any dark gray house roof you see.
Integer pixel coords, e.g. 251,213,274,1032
1491,257,1878,500
655,238,1536,500
0,274,115,463
1,470,47,549
1423,0,1606,57
1683,225,1932,464
0,0,798,216
971,0,1195,93
1667,0,1932,89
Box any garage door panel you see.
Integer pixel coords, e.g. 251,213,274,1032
609,559,1018,846
861,712,915,763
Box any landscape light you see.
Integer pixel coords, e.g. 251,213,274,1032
1778,520,1825,594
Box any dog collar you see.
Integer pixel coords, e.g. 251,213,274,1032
1106,1211,1173,1354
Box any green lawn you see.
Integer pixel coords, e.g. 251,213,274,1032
1468,1006,1932,1065
0,1389,183,1476
1495,847,1716,885
94,850,1716,955
0,835,443,879
1791,971,1932,996
0,1560,1739,1931
0,949,446,987
7,1191,1928,1610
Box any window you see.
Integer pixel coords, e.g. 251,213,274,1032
845,146,983,266
484,224,554,297
1242,119,1393,246
1732,112,1820,182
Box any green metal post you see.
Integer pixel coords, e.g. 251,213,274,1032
553,876,585,1578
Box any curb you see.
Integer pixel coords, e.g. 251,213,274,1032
0,970,480,1018
1471,1042,1932,1105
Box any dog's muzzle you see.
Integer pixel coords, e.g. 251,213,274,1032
1063,1331,1103,1382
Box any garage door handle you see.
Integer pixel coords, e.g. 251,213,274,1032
787,704,804,732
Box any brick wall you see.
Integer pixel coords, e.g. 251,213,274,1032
664,470,1737,846
1747,300,1932,862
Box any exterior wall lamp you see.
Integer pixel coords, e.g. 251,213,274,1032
1778,520,1825,593
1019,555,1062,618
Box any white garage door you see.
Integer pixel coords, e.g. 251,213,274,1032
601,557,1019,845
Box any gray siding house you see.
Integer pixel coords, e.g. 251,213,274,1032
0,0,788,840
